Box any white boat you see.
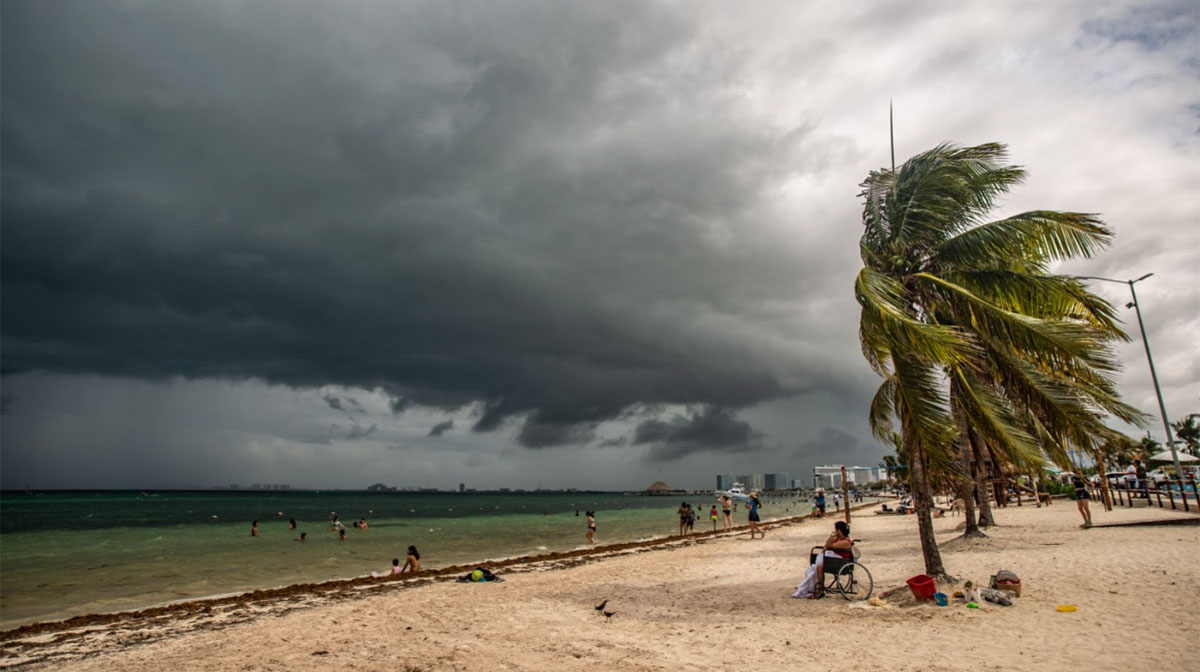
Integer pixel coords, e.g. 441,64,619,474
715,483,752,501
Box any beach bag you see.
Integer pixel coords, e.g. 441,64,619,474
459,567,503,583
989,569,1021,597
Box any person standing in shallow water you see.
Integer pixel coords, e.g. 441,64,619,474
720,494,733,531
250,521,259,537
585,511,596,544
709,505,718,531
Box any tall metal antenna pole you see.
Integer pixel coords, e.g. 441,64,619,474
889,99,895,172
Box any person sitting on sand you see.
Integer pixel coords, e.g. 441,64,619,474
401,545,421,573
792,521,853,599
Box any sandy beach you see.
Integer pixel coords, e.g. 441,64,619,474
3,499,1196,671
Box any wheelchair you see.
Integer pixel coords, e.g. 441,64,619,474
809,542,873,601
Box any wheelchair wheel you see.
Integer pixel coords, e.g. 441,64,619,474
833,561,873,601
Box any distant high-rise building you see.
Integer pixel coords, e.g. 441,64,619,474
459,483,465,493
716,474,734,491
764,473,790,490
812,465,883,489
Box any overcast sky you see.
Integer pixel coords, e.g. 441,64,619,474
2,1,1197,491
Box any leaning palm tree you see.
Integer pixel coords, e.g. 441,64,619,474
856,143,1144,577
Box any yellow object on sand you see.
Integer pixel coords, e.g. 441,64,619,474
1056,605,1077,612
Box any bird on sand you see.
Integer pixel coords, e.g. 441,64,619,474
603,610,615,623
594,599,608,613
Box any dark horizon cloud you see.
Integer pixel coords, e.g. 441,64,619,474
1,1,1196,490
429,420,454,437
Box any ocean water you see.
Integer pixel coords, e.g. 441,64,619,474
0,490,808,629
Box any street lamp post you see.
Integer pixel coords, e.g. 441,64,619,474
1074,273,1184,481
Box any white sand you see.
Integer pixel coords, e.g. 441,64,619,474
3,499,1197,671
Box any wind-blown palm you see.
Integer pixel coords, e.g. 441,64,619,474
856,143,1145,576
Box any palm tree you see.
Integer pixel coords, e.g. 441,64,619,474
857,143,1144,577
1171,414,1200,455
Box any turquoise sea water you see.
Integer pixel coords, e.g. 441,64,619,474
0,490,809,629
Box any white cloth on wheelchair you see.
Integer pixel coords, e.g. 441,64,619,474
792,551,842,598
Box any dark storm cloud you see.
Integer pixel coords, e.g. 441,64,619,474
429,420,454,437
0,0,834,448
635,406,765,462
344,422,378,440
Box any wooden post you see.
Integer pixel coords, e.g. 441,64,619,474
1094,450,1113,511
841,466,851,526
1180,480,1190,513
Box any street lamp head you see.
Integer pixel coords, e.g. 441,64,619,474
1126,302,1136,309
1134,272,1154,283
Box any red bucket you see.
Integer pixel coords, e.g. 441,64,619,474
906,574,937,601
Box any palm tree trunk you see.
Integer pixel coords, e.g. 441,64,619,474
969,429,996,526
907,437,947,578
953,401,983,537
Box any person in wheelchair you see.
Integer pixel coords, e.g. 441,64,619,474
792,520,853,599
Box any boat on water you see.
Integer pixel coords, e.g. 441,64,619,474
714,483,752,500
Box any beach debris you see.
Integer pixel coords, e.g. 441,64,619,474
867,597,890,608
981,588,1013,606
966,602,980,609
1056,604,1077,612
311,650,329,656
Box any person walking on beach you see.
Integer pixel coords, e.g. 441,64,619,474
401,545,421,573
586,511,596,544
833,494,840,512
747,492,763,539
251,521,259,537
720,494,733,531
1072,474,1092,528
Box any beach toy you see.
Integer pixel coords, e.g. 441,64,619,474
906,574,937,602
966,602,979,609
933,592,948,607
470,569,484,582
1056,605,1077,612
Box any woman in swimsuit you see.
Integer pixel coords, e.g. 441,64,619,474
747,493,763,539
586,511,596,544
401,545,421,573
677,502,689,536
1072,475,1092,528
720,495,733,531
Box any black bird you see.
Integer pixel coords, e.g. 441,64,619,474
603,610,615,623
594,599,608,613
